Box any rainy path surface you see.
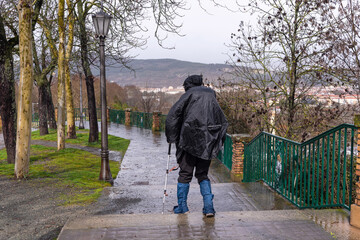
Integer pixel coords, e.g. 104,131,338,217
95,122,295,215
0,133,4,150
54,123,360,239
1,124,360,239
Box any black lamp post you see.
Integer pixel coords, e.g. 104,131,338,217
79,72,85,129
92,8,113,183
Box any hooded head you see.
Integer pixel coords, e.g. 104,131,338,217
183,75,203,92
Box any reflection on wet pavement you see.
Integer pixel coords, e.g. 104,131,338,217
4,123,360,239
93,122,295,216
0,133,4,150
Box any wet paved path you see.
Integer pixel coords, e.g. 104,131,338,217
0,133,4,150
57,123,360,239
90,123,295,215
59,210,333,240
1,124,360,239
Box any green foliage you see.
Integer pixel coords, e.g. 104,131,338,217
354,115,360,128
111,100,130,110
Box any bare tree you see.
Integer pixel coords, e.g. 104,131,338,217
65,0,76,139
57,0,66,150
227,0,336,139
140,90,156,113
0,0,42,165
15,0,35,178
0,4,17,163
33,1,58,135
74,0,186,142
35,0,62,133
320,0,360,107
76,0,99,142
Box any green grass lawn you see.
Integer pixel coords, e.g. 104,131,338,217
31,128,129,151
0,130,130,205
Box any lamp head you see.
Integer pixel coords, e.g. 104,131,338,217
92,11,112,38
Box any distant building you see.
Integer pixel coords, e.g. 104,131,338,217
139,86,184,95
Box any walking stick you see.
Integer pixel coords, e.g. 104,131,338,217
162,143,172,214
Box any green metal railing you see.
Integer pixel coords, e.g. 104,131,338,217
244,124,357,210
217,134,233,170
74,108,101,120
160,114,167,131
109,109,126,124
74,108,88,121
31,112,39,127
130,112,153,129
32,108,100,126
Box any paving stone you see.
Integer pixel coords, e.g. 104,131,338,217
28,123,358,240
58,211,333,240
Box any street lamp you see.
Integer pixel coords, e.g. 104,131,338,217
92,8,113,184
79,72,85,129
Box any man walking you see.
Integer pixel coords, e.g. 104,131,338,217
165,75,228,217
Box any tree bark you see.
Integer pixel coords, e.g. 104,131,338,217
38,83,48,135
85,75,98,142
0,41,16,164
57,0,66,150
65,63,76,138
15,0,34,178
65,0,76,139
46,81,57,129
77,2,98,142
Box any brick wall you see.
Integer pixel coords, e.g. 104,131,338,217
125,108,131,126
230,134,251,182
152,111,161,132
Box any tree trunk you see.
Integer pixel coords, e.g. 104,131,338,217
85,75,98,142
65,64,76,138
46,82,57,129
57,0,66,150
15,0,34,178
0,14,16,164
77,2,98,142
0,52,16,164
65,0,76,139
38,83,48,135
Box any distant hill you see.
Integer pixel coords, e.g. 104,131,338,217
104,59,234,87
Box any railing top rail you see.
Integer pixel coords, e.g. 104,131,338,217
246,131,300,146
132,111,153,114
302,123,356,145
246,123,357,147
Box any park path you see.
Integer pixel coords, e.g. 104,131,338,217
2,124,360,239
56,122,360,240
0,133,4,150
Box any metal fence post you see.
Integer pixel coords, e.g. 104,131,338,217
230,134,251,182
351,115,360,228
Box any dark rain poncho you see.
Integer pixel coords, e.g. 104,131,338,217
165,79,228,161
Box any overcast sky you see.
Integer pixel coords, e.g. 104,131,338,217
130,2,245,65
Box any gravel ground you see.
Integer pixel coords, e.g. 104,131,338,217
0,176,100,240
0,133,105,240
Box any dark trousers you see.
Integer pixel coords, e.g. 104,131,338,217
177,151,211,183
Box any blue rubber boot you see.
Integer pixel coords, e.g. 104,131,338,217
173,183,190,214
199,180,215,217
